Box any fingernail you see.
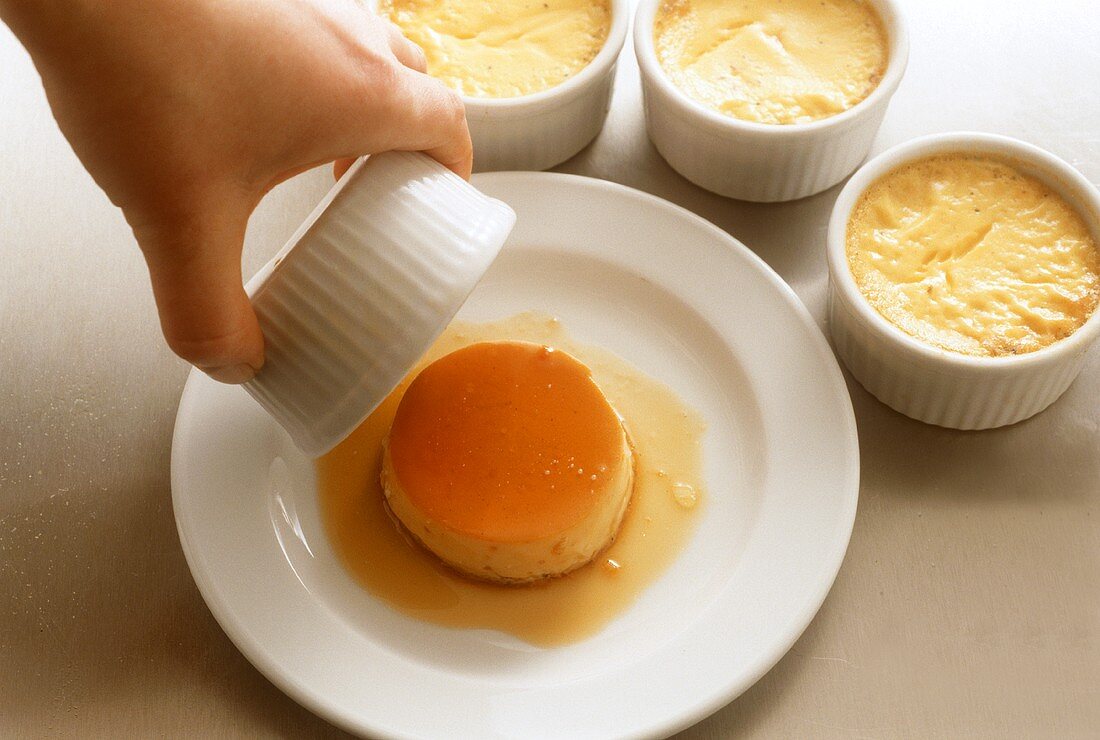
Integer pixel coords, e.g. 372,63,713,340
204,362,258,384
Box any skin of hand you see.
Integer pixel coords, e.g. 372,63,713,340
0,0,471,383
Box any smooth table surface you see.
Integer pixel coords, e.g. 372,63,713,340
2,1,1098,737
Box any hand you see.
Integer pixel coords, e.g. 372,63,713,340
1,0,471,383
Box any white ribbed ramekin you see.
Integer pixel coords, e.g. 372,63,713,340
242,151,515,456
827,132,1100,429
634,0,908,202
375,0,628,172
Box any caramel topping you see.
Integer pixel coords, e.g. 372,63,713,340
387,341,626,542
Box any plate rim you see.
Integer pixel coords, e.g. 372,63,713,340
172,171,860,739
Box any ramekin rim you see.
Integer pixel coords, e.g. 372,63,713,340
633,0,909,136
454,0,630,111
826,131,1100,370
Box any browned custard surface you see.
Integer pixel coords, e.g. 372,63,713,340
316,312,706,646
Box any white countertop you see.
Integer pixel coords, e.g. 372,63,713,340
2,0,1098,736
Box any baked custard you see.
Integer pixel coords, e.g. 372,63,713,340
318,313,705,646
653,0,887,124
381,0,612,98
847,155,1100,357
382,341,634,583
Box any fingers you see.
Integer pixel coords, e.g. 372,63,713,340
381,23,472,177
336,68,472,182
138,209,265,384
386,70,474,179
330,11,470,179
333,157,356,180
385,21,427,73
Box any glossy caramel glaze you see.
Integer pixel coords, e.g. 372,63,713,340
387,341,627,543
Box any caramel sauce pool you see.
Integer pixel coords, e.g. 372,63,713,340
316,313,706,646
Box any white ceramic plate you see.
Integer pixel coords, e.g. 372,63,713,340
172,173,859,739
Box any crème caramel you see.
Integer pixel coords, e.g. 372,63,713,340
381,341,634,584
847,155,1100,356
654,0,887,124
381,0,611,98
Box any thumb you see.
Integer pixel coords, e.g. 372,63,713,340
138,209,265,384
